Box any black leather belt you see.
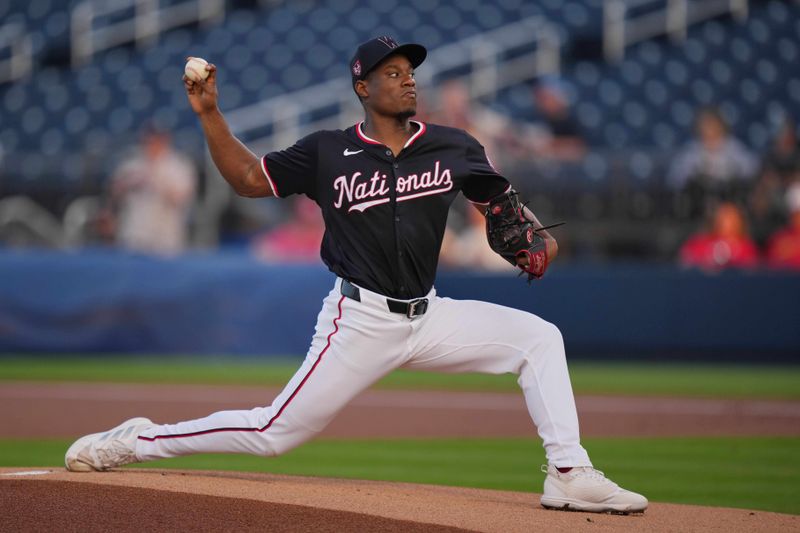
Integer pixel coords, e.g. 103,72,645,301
341,279,429,318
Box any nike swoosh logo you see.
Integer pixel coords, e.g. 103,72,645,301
343,148,364,156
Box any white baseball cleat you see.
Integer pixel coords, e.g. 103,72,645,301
540,465,648,514
65,417,154,472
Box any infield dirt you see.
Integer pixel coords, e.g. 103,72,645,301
1,468,797,532
2,381,799,438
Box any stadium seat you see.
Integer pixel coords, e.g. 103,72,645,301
0,0,797,188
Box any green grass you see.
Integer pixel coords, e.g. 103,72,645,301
1,357,799,399
3,437,798,515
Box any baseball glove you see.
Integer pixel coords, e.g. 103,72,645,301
485,190,563,282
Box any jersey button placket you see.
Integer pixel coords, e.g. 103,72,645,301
395,215,402,258
391,158,405,297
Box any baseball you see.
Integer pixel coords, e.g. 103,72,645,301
184,57,209,82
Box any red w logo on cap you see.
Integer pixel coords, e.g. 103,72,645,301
378,36,399,49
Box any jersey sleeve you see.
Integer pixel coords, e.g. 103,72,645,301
460,131,511,205
261,132,320,199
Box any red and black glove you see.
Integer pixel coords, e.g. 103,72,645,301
485,190,563,282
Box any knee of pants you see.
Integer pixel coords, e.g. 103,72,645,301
263,438,291,457
250,433,296,458
523,320,566,363
544,321,565,348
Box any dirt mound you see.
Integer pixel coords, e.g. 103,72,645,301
1,468,795,532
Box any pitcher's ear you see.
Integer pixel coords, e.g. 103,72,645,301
355,79,369,100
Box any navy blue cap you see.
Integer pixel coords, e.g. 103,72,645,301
350,36,427,86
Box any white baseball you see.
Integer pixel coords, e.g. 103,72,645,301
184,57,209,82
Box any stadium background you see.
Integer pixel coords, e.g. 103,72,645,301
0,0,799,521
0,0,798,357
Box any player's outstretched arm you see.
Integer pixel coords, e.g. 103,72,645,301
183,59,273,198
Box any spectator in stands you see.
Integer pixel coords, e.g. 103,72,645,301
527,76,586,161
679,201,759,271
252,196,324,263
430,78,506,159
766,180,800,269
668,107,758,218
430,79,509,242
749,116,800,246
109,127,197,256
762,116,800,181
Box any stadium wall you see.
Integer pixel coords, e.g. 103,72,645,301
0,250,797,362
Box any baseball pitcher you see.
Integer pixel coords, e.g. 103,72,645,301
66,37,647,514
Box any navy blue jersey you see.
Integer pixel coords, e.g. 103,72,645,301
261,121,510,298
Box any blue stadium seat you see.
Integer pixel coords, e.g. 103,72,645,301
43,83,69,112
347,7,380,32
126,85,153,112
432,5,462,31
622,101,648,129
107,107,134,134
225,44,252,73
62,153,84,181
627,150,656,182
267,7,298,34
690,79,715,106
283,25,313,52
279,63,312,91
0,0,798,179
644,79,668,107
652,122,677,149
598,79,622,106
308,7,339,33
239,63,268,92
228,10,256,36
40,127,64,155
304,43,335,70
576,102,601,130
22,105,46,135
64,106,90,134
153,106,180,130
0,128,20,153
619,59,644,86
218,81,243,108
207,27,234,55
3,81,28,113
669,100,694,128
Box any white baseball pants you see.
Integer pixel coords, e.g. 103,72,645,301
136,279,592,468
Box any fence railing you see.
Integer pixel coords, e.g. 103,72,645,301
71,0,225,66
0,23,33,84
195,16,561,245
603,0,749,62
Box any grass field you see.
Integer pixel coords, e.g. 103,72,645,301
1,436,797,515
2,357,798,515
1,357,799,398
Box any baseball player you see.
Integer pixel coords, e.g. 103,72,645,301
66,37,647,514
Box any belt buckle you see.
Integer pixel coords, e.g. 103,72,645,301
406,298,428,318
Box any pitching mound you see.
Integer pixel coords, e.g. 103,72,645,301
2,468,796,532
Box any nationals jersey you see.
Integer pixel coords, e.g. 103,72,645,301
260,120,510,299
